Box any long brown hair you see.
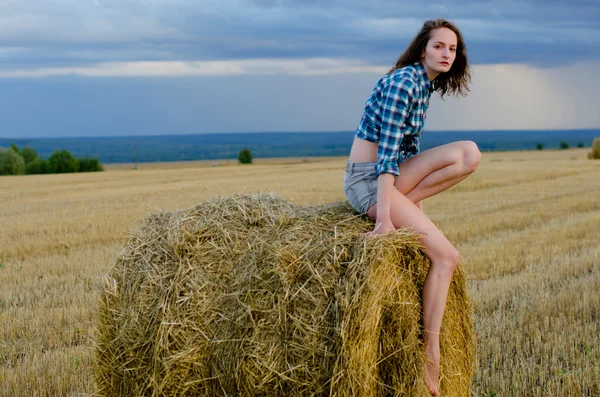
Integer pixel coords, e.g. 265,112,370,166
388,19,470,98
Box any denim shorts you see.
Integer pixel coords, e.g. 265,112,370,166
343,161,378,214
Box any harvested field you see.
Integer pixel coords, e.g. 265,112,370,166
1,148,599,396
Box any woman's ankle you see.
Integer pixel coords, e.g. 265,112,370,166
423,330,440,345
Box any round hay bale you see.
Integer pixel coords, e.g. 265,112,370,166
589,137,600,160
96,192,474,396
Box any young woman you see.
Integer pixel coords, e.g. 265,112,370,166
344,19,481,396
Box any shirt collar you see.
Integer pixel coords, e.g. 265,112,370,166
414,61,433,94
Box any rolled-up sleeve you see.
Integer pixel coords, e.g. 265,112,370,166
375,78,414,177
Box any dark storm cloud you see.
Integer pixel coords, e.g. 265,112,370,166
0,0,598,71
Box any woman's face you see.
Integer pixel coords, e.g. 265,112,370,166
421,27,458,80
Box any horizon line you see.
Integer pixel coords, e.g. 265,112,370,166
2,127,600,141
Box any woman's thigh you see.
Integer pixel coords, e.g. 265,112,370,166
394,140,480,196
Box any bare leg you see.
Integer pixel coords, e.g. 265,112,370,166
395,140,481,203
421,256,456,397
407,172,469,204
367,191,458,396
369,141,480,395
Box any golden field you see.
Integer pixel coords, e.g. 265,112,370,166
1,148,599,396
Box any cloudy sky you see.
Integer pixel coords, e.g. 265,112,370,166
1,0,599,138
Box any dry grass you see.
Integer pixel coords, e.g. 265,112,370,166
1,148,599,396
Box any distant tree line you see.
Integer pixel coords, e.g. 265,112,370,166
0,144,104,176
536,141,587,151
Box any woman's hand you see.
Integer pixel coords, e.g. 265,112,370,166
368,218,396,236
416,200,423,211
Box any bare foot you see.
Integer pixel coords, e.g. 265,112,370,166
424,340,440,396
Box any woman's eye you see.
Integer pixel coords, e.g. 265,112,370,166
450,48,456,52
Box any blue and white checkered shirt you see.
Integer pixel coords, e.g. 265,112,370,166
356,61,433,177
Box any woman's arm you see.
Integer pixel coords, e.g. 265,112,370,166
370,76,416,234
371,173,396,235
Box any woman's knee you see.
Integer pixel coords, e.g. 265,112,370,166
445,248,460,272
460,141,481,173
429,247,460,276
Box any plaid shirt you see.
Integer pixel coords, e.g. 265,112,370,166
356,62,433,177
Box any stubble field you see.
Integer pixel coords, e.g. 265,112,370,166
1,148,599,396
